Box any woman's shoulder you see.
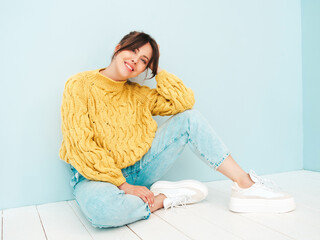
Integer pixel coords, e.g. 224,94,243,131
67,69,94,81
65,69,97,87
63,71,91,96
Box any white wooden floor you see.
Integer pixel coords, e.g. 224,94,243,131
1,170,320,240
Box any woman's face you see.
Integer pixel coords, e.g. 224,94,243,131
114,42,153,79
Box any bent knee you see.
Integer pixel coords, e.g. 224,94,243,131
176,108,201,118
81,192,149,228
173,109,203,127
82,193,122,227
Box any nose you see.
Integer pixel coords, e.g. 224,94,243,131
131,56,138,64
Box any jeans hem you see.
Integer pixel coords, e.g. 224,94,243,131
144,204,152,219
90,204,151,229
214,151,231,171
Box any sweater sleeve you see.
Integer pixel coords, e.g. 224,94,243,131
138,69,195,116
59,75,126,186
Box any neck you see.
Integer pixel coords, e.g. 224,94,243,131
100,65,127,82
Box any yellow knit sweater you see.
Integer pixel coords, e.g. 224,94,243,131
59,67,195,186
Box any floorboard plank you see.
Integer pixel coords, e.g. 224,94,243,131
2,205,46,240
68,200,140,240
205,170,320,240
263,171,320,211
238,206,320,240
2,170,319,240
127,212,191,240
153,205,242,240
300,170,320,180
206,170,320,211
37,201,92,240
190,188,295,240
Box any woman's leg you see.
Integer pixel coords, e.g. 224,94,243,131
216,155,255,188
130,109,252,189
70,166,151,228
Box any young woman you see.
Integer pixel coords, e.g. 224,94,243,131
59,31,295,229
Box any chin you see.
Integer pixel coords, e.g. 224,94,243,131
131,72,141,78
125,70,140,79
116,68,130,80
118,65,134,78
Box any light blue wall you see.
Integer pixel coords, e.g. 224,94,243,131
301,0,320,171
0,0,303,210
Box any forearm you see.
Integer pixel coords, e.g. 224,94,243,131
118,181,129,190
117,181,155,208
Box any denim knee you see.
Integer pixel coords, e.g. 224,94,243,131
83,193,120,228
80,190,150,228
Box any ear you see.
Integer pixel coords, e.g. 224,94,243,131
114,44,121,54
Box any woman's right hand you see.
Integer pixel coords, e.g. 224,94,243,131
118,182,155,207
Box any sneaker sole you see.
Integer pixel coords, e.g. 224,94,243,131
229,196,296,213
150,180,208,203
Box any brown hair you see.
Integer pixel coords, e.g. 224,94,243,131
111,31,159,80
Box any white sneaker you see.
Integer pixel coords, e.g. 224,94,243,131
150,180,208,212
229,170,296,213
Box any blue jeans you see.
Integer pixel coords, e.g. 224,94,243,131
70,109,231,228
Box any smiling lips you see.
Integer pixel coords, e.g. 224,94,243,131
124,62,134,72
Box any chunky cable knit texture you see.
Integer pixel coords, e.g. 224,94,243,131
59,68,195,186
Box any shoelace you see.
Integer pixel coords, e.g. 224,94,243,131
164,195,192,213
251,171,283,192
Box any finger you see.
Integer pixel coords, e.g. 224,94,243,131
141,189,152,203
148,194,154,206
141,190,152,206
149,195,154,207
148,191,155,206
140,189,152,207
139,194,148,204
146,190,155,206
140,187,152,203
145,188,154,197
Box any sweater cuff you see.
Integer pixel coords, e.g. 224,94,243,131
112,175,127,187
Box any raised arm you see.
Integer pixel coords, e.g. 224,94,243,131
137,69,195,116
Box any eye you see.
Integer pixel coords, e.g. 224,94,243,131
141,59,146,64
132,49,136,53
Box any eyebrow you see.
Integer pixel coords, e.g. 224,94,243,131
137,48,150,61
